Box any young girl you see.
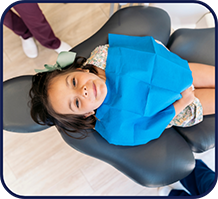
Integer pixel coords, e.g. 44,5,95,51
29,34,215,146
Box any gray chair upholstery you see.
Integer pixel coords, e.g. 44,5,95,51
3,75,48,133
3,6,215,187
167,28,215,153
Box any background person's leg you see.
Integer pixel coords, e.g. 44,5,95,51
180,159,215,196
3,9,32,39
3,8,38,58
169,189,190,196
13,3,61,49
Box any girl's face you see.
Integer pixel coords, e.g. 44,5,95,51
48,69,107,117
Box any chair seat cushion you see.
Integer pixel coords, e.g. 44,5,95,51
174,115,215,152
167,28,215,152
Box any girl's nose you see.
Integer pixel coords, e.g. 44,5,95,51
82,85,88,97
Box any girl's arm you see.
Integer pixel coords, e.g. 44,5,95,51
173,86,195,118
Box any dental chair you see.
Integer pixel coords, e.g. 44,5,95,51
3,6,215,187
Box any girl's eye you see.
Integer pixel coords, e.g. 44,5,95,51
73,78,76,86
76,99,79,108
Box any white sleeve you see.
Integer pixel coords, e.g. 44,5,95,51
155,39,170,51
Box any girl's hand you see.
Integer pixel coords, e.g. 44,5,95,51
173,86,195,117
180,86,195,107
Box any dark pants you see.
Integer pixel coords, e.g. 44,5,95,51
169,159,215,196
3,3,60,49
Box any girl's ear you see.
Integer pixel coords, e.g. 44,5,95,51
83,69,89,73
76,68,89,73
84,111,95,118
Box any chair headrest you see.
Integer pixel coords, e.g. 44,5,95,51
3,75,50,133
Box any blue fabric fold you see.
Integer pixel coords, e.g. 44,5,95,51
95,34,193,146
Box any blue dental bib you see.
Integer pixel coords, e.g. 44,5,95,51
95,34,193,146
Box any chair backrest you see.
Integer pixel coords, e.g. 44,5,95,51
71,6,171,57
3,6,196,187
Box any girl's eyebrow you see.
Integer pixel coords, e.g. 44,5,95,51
66,75,70,87
65,75,74,112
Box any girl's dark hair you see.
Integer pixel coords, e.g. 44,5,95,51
29,56,98,139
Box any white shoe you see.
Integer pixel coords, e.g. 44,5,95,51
158,186,172,196
20,37,38,58
54,41,72,53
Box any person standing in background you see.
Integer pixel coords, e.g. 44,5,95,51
3,3,72,58
159,159,215,196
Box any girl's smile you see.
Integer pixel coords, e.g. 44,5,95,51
93,82,97,98
48,69,107,117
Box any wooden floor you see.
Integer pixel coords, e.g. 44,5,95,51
3,3,215,196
